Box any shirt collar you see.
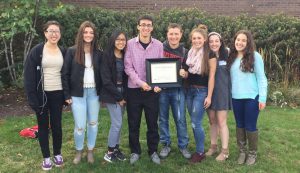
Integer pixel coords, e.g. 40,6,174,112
135,35,153,43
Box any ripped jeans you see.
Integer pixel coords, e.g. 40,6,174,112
186,87,207,153
71,88,100,150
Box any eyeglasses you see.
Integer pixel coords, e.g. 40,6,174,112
46,30,60,35
116,38,126,42
139,24,153,28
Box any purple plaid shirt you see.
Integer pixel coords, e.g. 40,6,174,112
124,36,163,88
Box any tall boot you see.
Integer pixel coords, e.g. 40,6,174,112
246,131,258,165
236,128,247,164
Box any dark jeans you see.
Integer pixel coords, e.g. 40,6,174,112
127,88,159,155
36,90,64,158
232,95,259,132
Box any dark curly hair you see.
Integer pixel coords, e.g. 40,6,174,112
227,30,255,72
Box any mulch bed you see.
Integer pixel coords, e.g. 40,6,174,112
0,88,34,118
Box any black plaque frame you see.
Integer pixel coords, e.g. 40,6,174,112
146,58,182,88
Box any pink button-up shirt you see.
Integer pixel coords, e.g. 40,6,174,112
124,36,164,88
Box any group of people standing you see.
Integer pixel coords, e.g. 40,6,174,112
24,15,267,171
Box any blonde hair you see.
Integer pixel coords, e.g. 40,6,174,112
197,24,208,32
189,24,210,75
189,24,208,41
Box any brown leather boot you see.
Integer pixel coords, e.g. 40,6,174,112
73,150,82,164
87,149,94,163
236,128,247,164
246,131,258,165
205,144,218,156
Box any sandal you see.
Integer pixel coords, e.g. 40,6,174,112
216,148,229,161
205,144,218,156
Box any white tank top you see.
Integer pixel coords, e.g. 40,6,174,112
83,53,95,88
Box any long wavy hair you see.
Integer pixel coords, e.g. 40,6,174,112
74,21,98,65
189,25,210,75
227,30,255,72
104,30,127,64
208,32,228,61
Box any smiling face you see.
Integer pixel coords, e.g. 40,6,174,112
137,19,153,38
191,31,206,49
44,24,61,45
115,33,126,51
83,27,94,43
209,35,221,53
167,27,182,48
235,33,247,53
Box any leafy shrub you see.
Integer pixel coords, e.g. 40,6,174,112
40,7,300,86
268,82,300,108
1,4,299,107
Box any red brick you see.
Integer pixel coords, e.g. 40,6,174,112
60,0,300,17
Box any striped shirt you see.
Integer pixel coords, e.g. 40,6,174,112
124,36,163,88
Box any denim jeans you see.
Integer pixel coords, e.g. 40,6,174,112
159,87,189,149
232,95,259,132
106,103,124,148
71,88,100,150
186,87,208,153
106,87,125,148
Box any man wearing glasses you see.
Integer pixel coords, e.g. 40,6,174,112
124,15,163,164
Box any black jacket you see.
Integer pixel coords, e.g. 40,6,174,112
62,46,102,100
24,43,66,113
100,52,128,103
163,41,188,71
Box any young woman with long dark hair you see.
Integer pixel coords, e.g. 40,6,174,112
101,30,128,163
227,30,267,165
62,21,102,164
206,32,231,161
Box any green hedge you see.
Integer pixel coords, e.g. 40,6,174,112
1,6,300,105
39,7,300,86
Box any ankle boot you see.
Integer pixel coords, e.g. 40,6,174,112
73,150,82,164
205,144,218,156
246,131,258,165
216,148,229,161
236,128,247,164
87,149,94,163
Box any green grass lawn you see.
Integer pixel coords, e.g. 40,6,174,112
0,106,299,173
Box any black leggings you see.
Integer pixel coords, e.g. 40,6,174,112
36,90,64,158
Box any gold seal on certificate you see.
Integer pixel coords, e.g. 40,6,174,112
146,58,182,88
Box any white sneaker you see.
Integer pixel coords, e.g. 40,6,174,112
151,152,161,164
130,153,140,164
159,146,171,158
180,148,192,159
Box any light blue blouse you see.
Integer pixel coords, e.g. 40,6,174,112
230,51,268,103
